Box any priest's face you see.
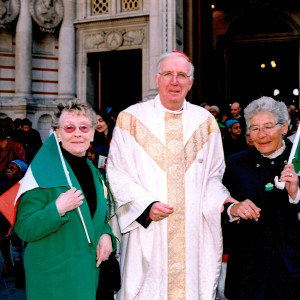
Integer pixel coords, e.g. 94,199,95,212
56,111,95,157
155,56,194,111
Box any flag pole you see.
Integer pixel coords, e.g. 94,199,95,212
288,125,300,164
274,125,300,189
54,132,91,243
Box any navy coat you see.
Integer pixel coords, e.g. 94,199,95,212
222,143,300,300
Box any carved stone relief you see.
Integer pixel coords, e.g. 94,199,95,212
0,0,20,28
30,0,64,33
85,29,144,50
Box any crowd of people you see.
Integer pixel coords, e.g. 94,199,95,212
0,51,300,300
0,117,42,289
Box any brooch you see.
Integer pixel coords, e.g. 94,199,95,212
256,163,260,168
265,183,274,191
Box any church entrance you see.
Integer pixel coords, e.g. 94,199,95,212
228,40,299,107
87,49,142,113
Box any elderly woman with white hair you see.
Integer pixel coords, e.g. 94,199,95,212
222,96,300,299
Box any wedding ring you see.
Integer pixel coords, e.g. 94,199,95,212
289,173,293,177
159,216,164,220
244,210,248,214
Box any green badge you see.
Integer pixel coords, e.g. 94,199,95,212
265,183,274,191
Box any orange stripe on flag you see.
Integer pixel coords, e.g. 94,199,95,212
0,182,20,227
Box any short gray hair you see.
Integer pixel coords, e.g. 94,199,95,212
156,52,195,77
244,96,289,128
52,100,98,129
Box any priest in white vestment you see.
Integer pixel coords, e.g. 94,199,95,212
107,51,232,300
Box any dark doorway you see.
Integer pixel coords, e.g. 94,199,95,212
87,49,142,113
228,40,299,106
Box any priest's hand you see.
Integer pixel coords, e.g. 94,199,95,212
230,199,261,221
149,202,174,221
56,187,84,216
96,233,112,267
221,196,238,212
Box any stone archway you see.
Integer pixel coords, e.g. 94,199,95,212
223,7,300,106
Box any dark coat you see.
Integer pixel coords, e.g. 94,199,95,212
222,143,300,300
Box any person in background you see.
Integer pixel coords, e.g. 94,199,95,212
245,129,254,148
20,118,43,164
0,119,26,181
0,160,27,288
223,119,247,160
230,102,246,134
12,118,24,144
14,101,116,299
107,51,234,299
209,105,226,137
93,109,116,175
222,96,300,299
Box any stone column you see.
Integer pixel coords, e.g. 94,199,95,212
14,0,32,101
147,0,162,98
58,0,76,100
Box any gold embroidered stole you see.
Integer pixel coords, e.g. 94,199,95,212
165,113,186,299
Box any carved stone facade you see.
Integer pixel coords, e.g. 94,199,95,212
1,0,299,142
0,0,177,141
30,0,64,33
0,0,20,28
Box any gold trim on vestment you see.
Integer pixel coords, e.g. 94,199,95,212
184,116,220,171
165,113,186,299
117,112,167,172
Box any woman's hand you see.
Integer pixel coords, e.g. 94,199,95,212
280,164,299,200
56,187,84,216
96,233,112,267
230,199,261,221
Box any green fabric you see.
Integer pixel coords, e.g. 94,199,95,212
292,136,300,173
30,133,69,188
15,137,116,300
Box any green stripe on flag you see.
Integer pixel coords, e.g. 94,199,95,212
30,133,69,188
292,137,300,174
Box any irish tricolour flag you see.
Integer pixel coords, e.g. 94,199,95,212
0,133,90,241
290,125,300,175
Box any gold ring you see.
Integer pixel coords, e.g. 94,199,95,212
159,216,164,220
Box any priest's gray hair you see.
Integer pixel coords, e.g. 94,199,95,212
156,51,195,77
244,96,289,129
52,100,98,129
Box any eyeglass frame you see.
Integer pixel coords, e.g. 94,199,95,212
248,122,280,134
59,122,92,133
158,71,193,81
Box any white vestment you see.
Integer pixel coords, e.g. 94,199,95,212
107,95,230,300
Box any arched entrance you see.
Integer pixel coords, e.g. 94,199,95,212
87,49,142,113
223,7,300,107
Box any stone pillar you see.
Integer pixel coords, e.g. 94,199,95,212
147,0,162,97
58,0,76,100
14,0,32,101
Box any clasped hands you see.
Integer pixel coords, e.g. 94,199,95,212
226,164,298,221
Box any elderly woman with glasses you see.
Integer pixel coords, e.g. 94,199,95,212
14,100,116,300
222,96,300,299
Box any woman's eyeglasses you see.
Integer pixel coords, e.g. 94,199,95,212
60,123,91,133
249,123,279,134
